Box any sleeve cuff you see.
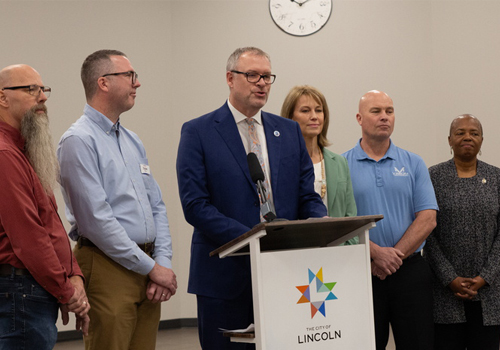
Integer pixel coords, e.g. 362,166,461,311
154,256,172,269
133,254,157,275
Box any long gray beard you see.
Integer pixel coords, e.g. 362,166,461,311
20,105,60,195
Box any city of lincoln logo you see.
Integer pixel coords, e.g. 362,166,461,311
393,167,409,176
296,268,337,318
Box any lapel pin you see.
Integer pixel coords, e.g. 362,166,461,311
274,131,280,137
482,178,487,184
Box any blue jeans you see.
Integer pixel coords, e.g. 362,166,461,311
0,272,59,350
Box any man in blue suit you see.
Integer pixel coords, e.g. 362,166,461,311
176,47,327,350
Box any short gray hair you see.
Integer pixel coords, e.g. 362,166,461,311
226,47,271,72
81,49,126,100
449,114,483,136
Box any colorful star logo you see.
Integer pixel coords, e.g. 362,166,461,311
296,268,337,318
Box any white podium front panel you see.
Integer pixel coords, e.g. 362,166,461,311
259,244,374,349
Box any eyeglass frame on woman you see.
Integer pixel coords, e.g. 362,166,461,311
1,85,51,98
231,70,276,85
101,71,138,85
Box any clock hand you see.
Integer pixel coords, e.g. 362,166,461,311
292,0,311,6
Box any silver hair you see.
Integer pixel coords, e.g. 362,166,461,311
226,47,271,71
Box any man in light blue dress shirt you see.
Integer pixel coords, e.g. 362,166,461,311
57,49,177,350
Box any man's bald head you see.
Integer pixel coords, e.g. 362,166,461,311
0,64,57,194
0,64,41,88
358,90,393,113
356,90,395,143
0,64,47,130
0,66,13,87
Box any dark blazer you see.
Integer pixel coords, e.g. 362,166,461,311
176,102,327,299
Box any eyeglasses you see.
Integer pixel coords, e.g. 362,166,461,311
101,71,138,85
2,85,51,98
231,70,276,85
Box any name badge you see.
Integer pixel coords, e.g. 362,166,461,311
140,164,150,175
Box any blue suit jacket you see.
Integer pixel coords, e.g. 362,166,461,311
176,103,327,299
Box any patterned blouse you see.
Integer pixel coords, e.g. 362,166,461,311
424,159,500,325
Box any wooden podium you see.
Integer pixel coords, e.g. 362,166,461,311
210,215,382,350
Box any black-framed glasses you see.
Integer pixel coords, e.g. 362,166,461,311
2,85,51,98
101,71,138,85
231,70,276,85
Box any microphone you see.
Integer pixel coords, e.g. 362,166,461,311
247,152,276,222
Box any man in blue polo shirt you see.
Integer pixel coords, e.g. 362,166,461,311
343,90,438,350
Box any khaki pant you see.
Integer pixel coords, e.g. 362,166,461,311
74,245,161,350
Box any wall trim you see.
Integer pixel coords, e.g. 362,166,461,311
56,318,198,343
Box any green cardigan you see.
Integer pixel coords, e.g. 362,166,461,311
323,148,358,245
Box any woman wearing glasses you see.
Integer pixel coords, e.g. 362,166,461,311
281,85,357,244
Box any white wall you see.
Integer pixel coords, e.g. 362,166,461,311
1,0,499,332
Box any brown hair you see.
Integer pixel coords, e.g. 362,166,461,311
81,49,126,100
281,85,330,148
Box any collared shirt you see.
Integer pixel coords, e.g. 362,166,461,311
342,139,438,251
57,104,172,275
228,100,273,200
0,121,82,303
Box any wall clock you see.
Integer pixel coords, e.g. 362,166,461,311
269,0,332,37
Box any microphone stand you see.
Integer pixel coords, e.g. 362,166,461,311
256,180,276,222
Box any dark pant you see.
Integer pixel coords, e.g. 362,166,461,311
0,273,58,350
196,288,255,350
372,254,434,350
434,301,500,350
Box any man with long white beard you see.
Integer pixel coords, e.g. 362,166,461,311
0,64,90,350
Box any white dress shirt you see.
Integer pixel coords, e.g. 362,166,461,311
227,100,274,200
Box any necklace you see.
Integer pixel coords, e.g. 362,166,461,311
320,154,326,199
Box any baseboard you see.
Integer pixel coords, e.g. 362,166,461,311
158,317,198,329
56,318,198,343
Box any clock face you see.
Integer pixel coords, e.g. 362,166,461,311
269,0,332,37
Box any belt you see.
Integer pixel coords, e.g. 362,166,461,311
77,237,155,255
0,264,30,277
405,251,421,260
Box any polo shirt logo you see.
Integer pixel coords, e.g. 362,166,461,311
393,167,409,176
